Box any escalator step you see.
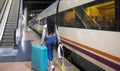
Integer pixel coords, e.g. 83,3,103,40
0,46,14,48
2,36,14,39
3,33,14,36
2,39,14,42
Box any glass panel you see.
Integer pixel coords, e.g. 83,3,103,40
63,9,75,27
82,0,115,30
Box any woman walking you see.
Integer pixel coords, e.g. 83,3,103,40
40,17,61,71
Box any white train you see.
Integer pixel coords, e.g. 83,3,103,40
29,0,120,71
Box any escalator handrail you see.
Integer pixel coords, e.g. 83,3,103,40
0,0,13,43
14,0,23,46
0,0,8,12
0,0,8,23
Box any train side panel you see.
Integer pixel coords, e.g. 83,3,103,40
59,27,120,71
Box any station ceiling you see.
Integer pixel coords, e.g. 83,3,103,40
24,0,56,19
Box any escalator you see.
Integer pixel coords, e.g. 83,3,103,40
0,0,20,48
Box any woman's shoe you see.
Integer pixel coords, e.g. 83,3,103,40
50,64,55,71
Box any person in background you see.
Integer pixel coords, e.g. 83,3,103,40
40,17,61,70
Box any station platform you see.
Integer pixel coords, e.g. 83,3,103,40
0,27,79,71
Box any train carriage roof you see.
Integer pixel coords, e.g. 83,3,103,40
37,0,94,20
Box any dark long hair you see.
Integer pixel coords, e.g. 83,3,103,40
47,17,55,35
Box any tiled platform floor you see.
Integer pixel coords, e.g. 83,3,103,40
0,62,33,71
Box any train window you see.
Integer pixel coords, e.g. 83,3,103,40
58,9,82,28
57,13,64,26
63,9,75,27
48,0,117,31
79,0,115,31
57,0,116,31
48,13,64,26
58,8,100,28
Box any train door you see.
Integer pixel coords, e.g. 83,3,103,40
115,0,120,31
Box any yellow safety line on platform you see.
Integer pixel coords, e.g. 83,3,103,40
54,58,67,71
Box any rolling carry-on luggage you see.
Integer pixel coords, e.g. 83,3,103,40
31,45,48,71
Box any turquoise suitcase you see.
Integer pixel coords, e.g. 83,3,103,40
31,45,48,71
